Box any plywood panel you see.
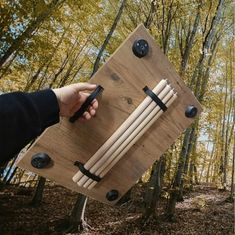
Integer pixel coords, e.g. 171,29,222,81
17,24,202,205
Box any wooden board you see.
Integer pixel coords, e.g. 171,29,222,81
17,24,202,205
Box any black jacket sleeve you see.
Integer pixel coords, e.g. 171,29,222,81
0,89,60,166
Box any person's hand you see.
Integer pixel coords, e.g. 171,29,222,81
53,83,98,121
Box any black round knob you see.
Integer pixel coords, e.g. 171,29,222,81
185,105,198,118
132,39,149,58
106,189,119,201
31,153,51,169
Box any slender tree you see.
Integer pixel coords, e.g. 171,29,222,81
91,0,126,76
142,156,166,223
30,177,46,206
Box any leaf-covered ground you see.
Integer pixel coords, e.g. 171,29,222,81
0,183,234,235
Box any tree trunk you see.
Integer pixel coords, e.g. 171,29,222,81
206,144,214,183
0,161,8,179
220,62,228,189
189,130,198,189
166,127,192,220
117,188,132,205
0,51,18,79
30,176,46,206
194,165,199,185
63,194,88,233
206,116,220,183
222,62,234,190
142,156,166,224
199,154,207,183
91,0,126,76
229,137,235,202
179,2,201,76
160,0,177,54
3,155,17,183
166,148,173,184
178,126,196,200
189,161,194,188
144,0,157,29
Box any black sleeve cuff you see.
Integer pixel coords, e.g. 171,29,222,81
26,89,60,129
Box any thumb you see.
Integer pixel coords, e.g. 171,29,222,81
75,83,97,92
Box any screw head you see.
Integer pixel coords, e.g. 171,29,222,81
106,189,119,201
132,39,149,58
31,153,51,169
185,105,198,118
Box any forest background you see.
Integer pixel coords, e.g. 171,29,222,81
0,0,234,234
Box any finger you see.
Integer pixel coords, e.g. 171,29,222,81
91,99,98,109
83,111,91,120
89,108,96,116
71,97,97,118
79,93,98,110
75,83,97,92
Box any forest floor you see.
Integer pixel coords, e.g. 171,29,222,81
0,183,234,235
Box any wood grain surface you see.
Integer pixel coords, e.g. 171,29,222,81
17,24,202,205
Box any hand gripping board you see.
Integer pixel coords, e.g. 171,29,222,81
17,24,202,205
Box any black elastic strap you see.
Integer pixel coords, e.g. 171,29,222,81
74,161,101,182
143,86,167,112
69,85,104,123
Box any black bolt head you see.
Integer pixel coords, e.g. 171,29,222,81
31,153,51,169
185,105,198,118
132,39,149,58
106,189,119,201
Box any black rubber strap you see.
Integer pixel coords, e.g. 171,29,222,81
69,85,104,123
74,161,101,182
143,86,167,112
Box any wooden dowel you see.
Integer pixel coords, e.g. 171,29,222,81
86,92,177,189
72,79,167,183
77,85,171,187
85,91,175,189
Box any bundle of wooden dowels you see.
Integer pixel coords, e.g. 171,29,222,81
72,79,177,190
